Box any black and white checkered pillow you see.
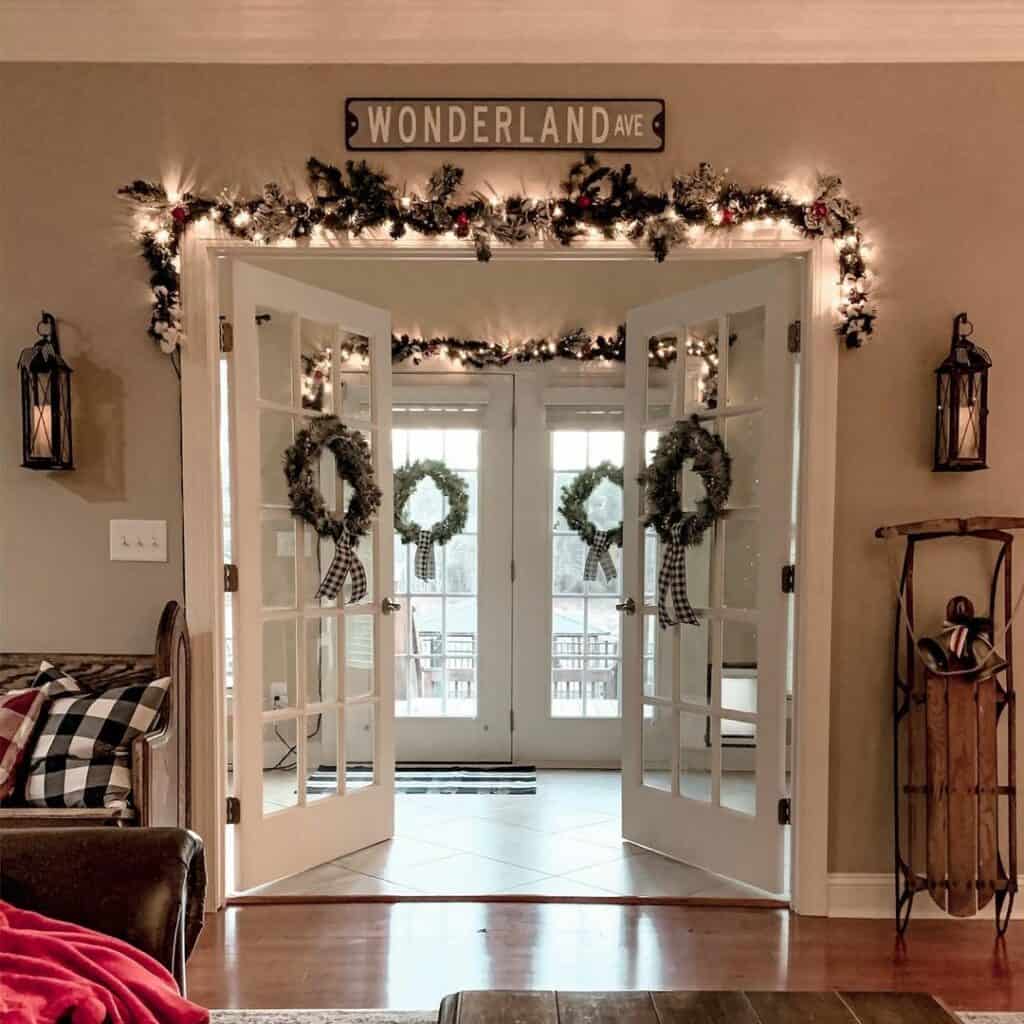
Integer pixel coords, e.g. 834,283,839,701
24,663,170,809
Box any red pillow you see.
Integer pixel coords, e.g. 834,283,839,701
0,688,46,801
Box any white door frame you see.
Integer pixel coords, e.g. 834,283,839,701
180,231,838,916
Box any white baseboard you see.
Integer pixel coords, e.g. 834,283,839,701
828,872,1022,919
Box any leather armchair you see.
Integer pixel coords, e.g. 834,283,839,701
0,827,206,993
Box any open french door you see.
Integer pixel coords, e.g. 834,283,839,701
229,261,395,892
621,261,800,894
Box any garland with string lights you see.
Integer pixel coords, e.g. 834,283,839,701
120,153,876,365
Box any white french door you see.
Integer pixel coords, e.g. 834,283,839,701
391,374,514,762
621,261,799,894
229,261,395,892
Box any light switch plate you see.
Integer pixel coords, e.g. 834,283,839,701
110,519,168,562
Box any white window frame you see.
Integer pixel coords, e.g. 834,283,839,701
180,234,838,916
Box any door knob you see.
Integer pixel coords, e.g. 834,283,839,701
615,597,636,616
381,597,402,614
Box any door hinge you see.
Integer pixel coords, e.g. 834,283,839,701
219,318,234,353
787,320,801,354
510,708,515,733
777,797,792,826
781,563,796,594
224,563,239,593
510,558,516,583
226,796,241,825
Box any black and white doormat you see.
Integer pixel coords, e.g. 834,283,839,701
306,763,537,796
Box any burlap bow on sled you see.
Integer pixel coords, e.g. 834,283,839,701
315,526,368,603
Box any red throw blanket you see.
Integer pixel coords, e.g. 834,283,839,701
0,901,209,1024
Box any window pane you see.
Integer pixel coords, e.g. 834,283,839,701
588,432,623,466
642,704,673,792
344,703,375,789
553,431,587,470
262,720,299,814
305,615,339,705
306,708,339,802
444,429,479,470
445,534,477,594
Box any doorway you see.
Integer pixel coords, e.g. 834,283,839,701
192,241,832,909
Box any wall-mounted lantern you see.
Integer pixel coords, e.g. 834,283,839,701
934,312,989,473
18,312,74,471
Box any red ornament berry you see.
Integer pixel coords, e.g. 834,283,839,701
454,211,470,238
721,208,735,225
578,195,592,209
171,205,188,224
812,201,829,220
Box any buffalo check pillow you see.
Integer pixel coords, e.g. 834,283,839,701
24,662,170,809
0,689,47,801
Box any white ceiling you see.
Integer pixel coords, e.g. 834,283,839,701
1,1,1022,63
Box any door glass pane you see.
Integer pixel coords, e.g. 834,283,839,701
680,615,712,706
305,615,339,705
336,332,372,419
305,708,340,802
263,619,297,711
642,614,660,697
395,426,482,719
726,306,765,407
345,614,375,699
683,528,713,610
642,703,673,792
262,514,297,610
722,621,758,714
260,410,293,505
721,719,756,815
724,413,762,509
679,709,712,803
550,429,623,719
345,703,375,789
257,307,293,407
723,518,759,609
300,318,335,415
262,720,298,814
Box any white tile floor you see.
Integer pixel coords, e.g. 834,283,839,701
242,769,784,901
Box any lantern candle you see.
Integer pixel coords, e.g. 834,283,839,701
30,403,53,459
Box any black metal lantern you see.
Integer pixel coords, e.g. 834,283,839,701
18,312,73,470
934,312,990,473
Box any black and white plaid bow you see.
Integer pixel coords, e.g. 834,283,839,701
583,530,617,583
657,519,699,628
315,527,368,604
414,528,436,582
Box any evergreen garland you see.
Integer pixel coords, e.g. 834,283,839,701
559,461,625,548
121,153,876,362
393,459,469,547
283,415,381,541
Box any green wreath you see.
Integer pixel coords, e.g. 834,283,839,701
641,415,731,545
394,459,469,546
283,415,381,541
559,461,624,548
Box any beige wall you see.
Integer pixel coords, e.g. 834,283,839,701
2,62,1022,874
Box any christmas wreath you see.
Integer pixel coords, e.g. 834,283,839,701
641,416,732,628
283,415,381,602
394,459,469,582
558,461,624,583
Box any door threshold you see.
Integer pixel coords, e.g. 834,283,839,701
226,893,789,909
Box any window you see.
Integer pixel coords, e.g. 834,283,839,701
550,429,624,718
393,427,479,717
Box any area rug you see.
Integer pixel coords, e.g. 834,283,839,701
210,1011,434,1024
306,763,537,796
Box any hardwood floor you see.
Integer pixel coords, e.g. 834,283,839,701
188,903,1023,1012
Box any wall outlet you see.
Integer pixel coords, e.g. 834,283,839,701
110,519,168,562
269,682,289,708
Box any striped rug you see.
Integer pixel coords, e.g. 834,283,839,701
306,763,537,795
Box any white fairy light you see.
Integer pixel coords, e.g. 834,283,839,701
233,210,250,228
153,228,171,245
400,196,412,209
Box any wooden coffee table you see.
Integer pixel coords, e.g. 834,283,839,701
437,990,960,1024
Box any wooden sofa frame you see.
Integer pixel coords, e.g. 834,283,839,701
0,601,190,828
